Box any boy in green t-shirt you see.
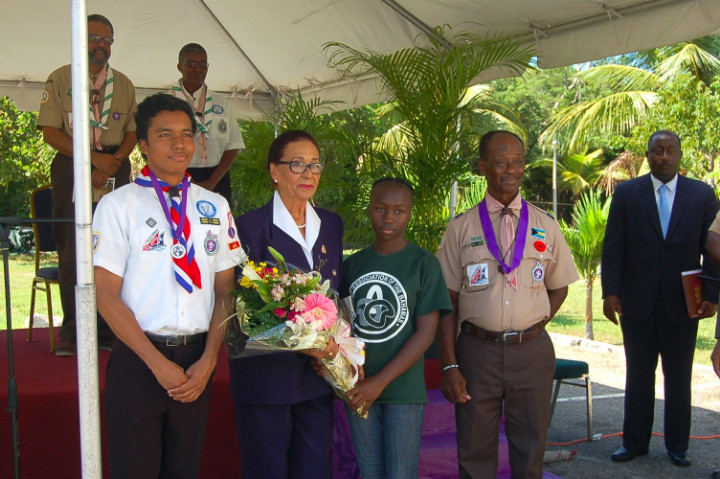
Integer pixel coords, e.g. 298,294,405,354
343,177,453,478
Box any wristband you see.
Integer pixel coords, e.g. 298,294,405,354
441,364,460,373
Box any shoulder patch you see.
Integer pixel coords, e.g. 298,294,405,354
526,200,555,220
41,90,49,104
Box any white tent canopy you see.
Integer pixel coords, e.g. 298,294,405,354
2,0,720,117
3,2,720,477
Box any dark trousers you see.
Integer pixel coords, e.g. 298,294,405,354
51,151,130,342
233,393,334,479
105,339,213,479
620,300,698,453
455,328,555,479
187,166,232,208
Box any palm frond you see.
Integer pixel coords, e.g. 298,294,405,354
574,64,662,92
559,189,610,279
595,150,646,195
540,91,657,152
655,43,720,83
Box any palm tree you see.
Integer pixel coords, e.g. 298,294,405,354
531,148,604,201
324,27,534,251
559,189,610,340
539,38,720,155
232,90,345,214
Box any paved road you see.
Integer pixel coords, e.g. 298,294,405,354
544,333,720,479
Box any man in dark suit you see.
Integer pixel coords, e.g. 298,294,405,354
602,130,719,467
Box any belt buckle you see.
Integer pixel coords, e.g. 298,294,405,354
500,331,519,344
166,335,186,347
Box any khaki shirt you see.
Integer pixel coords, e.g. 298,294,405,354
38,64,137,147
437,198,579,332
709,211,720,236
710,211,720,338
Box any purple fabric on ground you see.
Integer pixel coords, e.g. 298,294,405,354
333,389,562,479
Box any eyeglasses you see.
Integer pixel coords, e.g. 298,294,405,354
278,160,325,175
181,61,210,70
89,34,114,45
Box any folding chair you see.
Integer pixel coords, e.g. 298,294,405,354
27,185,60,351
549,358,593,440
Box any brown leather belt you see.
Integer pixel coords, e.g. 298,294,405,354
146,332,207,347
461,321,544,345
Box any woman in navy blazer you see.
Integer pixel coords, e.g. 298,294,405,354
230,130,343,479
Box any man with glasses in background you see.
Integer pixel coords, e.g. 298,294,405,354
169,43,244,207
38,13,137,356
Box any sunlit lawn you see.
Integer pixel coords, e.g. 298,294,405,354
0,254,61,331
1,257,716,365
549,278,718,366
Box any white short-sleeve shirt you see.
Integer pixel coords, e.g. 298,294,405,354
169,84,245,168
92,182,244,335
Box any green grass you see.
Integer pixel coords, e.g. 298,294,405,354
548,278,718,366
0,254,61,331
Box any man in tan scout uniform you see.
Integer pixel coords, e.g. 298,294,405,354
437,130,578,478
701,213,720,479
38,13,137,356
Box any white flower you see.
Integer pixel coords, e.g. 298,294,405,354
242,264,263,282
271,285,285,301
291,297,306,312
318,279,331,295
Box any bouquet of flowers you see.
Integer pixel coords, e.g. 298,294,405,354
225,246,365,410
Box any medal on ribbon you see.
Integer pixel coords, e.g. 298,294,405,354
478,198,529,279
135,167,203,293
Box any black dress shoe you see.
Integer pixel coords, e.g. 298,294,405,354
711,468,720,479
667,451,691,467
611,447,636,462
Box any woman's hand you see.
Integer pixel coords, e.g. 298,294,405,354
300,337,339,360
309,358,327,377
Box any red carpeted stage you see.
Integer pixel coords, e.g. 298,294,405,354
0,329,243,478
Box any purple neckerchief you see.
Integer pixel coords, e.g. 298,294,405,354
478,197,529,274
136,171,190,248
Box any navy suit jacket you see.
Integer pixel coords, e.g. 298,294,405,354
601,174,720,321
230,200,344,405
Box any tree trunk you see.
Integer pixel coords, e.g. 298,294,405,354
584,275,594,340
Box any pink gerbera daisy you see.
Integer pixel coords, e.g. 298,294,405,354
300,293,337,331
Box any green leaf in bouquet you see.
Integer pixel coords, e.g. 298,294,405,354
256,300,287,314
243,309,285,337
251,279,273,303
267,246,289,271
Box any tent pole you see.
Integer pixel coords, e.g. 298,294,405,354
194,0,276,99
552,134,558,218
70,1,103,477
380,0,451,49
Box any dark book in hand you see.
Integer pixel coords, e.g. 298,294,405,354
681,269,703,319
